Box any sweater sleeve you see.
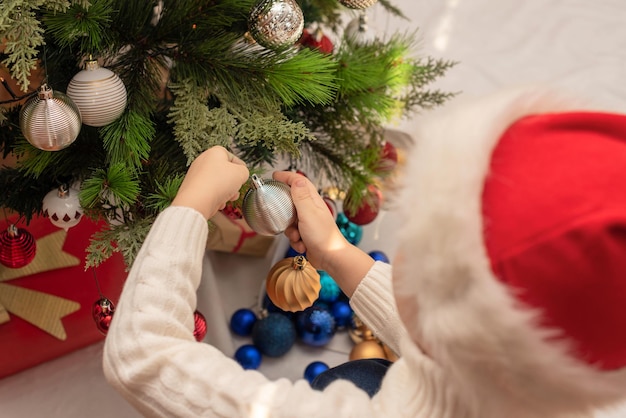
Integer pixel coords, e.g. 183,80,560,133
103,206,384,417
349,261,409,357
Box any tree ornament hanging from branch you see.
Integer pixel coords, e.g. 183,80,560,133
67,59,127,127
19,84,82,151
248,0,305,50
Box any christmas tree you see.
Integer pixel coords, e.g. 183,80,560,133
0,0,454,268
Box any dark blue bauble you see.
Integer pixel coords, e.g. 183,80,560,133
368,250,390,263
230,308,258,336
337,213,363,246
318,271,341,303
304,361,329,384
285,246,303,258
234,344,262,370
262,294,295,319
295,306,336,347
331,300,353,328
252,313,297,357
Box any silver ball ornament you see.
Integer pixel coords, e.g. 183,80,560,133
242,174,295,236
19,84,82,151
67,59,127,127
248,0,304,50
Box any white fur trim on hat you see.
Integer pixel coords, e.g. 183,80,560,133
393,87,626,417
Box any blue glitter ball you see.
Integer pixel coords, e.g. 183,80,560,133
368,250,390,263
230,308,258,336
304,361,330,384
234,344,262,370
337,213,363,246
295,306,336,347
252,313,296,357
331,300,353,328
318,271,341,303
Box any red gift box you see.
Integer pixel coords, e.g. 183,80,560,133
207,208,276,257
0,214,127,378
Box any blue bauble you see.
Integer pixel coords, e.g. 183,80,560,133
336,213,363,246
262,294,295,319
318,271,341,303
295,306,336,347
304,361,329,384
234,344,262,370
368,250,390,263
230,308,258,336
252,313,296,357
285,246,302,258
331,300,353,328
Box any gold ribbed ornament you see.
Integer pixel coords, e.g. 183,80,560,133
338,0,378,9
266,255,321,312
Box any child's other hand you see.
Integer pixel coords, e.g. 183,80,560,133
172,146,249,219
272,171,349,272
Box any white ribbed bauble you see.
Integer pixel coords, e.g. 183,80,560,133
19,84,82,151
42,184,84,231
67,60,127,127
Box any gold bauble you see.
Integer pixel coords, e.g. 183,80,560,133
382,343,399,362
266,255,320,312
349,340,386,361
348,321,376,344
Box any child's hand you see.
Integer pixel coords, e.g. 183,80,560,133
272,171,350,273
172,146,249,219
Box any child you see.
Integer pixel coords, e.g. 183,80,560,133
104,88,626,417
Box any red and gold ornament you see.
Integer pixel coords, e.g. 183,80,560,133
92,297,115,335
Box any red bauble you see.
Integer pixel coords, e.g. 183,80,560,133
343,184,383,225
0,224,37,268
193,310,207,342
92,297,116,335
322,195,338,220
376,141,398,173
299,28,334,54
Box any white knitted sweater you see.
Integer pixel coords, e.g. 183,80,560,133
103,206,465,418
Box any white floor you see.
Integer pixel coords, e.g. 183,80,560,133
2,0,626,416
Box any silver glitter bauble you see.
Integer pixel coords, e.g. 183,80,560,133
242,174,296,236
67,59,127,127
248,0,304,50
19,84,82,151
338,0,378,9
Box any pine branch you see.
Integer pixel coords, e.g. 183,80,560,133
100,110,154,170
1,5,45,92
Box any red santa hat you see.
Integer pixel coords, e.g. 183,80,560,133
393,87,626,416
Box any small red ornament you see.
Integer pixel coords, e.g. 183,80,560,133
92,297,116,335
193,310,207,341
322,195,338,219
376,141,398,173
0,224,37,268
343,184,383,225
299,28,334,54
